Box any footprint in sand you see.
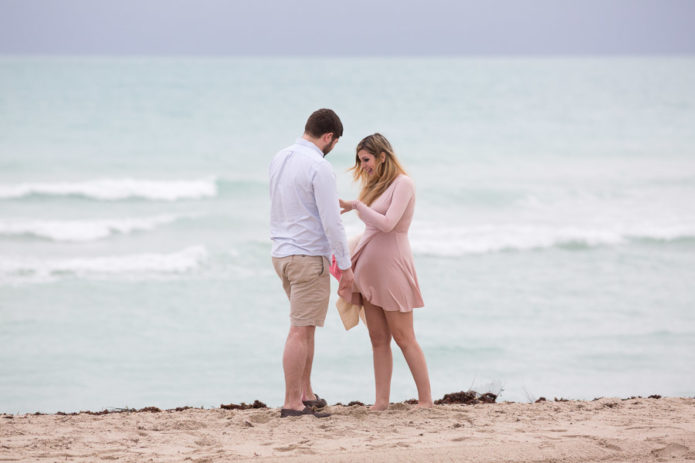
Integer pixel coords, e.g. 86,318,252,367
389,403,409,411
595,438,622,451
248,413,272,424
348,408,368,418
273,443,315,453
651,443,689,459
274,444,297,452
194,437,219,447
171,420,207,431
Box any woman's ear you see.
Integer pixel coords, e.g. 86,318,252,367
379,152,386,163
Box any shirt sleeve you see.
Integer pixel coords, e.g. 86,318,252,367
352,176,414,233
313,162,352,270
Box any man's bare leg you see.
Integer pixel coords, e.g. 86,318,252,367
283,325,315,411
301,330,317,402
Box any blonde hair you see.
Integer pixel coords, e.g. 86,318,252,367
350,133,407,206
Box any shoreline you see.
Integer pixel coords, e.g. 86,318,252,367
1,391,673,417
2,396,694,462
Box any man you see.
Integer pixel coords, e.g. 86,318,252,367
269,108,354,418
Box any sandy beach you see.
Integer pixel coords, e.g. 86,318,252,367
1,396,694,462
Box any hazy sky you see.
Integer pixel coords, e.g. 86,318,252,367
1,0,694,55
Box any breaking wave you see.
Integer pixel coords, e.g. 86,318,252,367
0,178,218,201
410,223,695,256
0,215,185,242
0,246,208,284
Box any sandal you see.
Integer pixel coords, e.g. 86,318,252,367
302,394,328,409
280,406,330,418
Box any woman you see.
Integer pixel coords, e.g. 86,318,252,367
339,133,433,410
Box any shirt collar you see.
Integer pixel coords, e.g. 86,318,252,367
295,137,325,158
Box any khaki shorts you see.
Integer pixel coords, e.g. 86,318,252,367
272,255,330,327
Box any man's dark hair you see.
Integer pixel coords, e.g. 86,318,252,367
304,108,343,139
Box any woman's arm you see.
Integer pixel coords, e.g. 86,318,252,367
352,176,414,233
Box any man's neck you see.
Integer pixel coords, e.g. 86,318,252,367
302,134,325,156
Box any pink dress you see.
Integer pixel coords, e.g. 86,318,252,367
348,174,424,312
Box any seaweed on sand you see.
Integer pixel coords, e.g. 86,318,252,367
435,391,497,405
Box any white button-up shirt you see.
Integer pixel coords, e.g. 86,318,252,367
269,138,351,270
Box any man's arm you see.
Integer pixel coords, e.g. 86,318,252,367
313,163,352,270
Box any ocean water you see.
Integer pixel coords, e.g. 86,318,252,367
1,56,694,413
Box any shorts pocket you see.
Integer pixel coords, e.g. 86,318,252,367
288,256,324,284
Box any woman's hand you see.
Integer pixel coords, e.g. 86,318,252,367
339,199,354,214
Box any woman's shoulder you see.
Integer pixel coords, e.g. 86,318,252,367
391,174,415,198
395,174,414,189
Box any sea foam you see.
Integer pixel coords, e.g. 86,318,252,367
0,178,218,201
0,246,208,284
410,223,695,256
0,215,184,242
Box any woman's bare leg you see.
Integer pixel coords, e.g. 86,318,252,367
363,299,392,411
384,310,433,408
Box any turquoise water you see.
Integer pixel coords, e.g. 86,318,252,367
1,56,694,413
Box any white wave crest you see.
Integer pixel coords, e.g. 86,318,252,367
0,178,217,201
410,223,695,256
0,215,183,242
0,246,208,284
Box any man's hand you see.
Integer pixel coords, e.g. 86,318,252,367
338,267,354,300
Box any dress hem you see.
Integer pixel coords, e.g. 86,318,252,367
355,291,424,313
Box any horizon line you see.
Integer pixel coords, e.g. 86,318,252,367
1,51,694,59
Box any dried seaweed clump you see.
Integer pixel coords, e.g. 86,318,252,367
220,400,267,410
85,406,162,415
434,390,497,405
